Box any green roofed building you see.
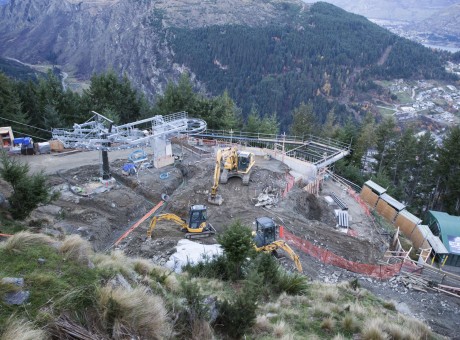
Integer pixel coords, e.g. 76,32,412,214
425,211,460,267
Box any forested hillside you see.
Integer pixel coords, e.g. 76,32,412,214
170,2,453,126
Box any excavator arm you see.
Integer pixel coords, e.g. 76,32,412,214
256,240,303,272
146,213,188,238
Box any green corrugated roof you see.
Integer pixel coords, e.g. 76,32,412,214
428,211,460,254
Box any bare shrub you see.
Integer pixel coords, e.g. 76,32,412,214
1,231,54,253
59,234,92,263
98,285,170,339
1,318,47,340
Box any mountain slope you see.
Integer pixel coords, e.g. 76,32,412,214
0,0,452,124
411,4,460,40
320,0,458,22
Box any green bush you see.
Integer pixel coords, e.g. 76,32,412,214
218,221,255,280
215,277,259,339
272,269,308,295
0,152,58,220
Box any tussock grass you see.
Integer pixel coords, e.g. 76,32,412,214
312,304,332,318
273,320,289,337
92,250,136,278
321,285,339,302
332,334,346,340
383,323,413,340
253,315,273,333
342,313,359,333
190,319,214,340
1,231,54,253
98,285,170,339
164,274,180,292
320,317,335,331
349,302,366,318
382,300,396,311
264,302,281,313
403,316,433,339
132,258,155,275
1,318,46,340
361,318,388,340
59,235,92,263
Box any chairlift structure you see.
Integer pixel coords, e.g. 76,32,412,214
52,111,207,179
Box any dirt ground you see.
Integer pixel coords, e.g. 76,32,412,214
7,145,460,338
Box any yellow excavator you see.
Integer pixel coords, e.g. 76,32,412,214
146,205,216,239
208,147,255,205
253,217,303,272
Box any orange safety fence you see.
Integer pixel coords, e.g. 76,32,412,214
113,200,165,247
283,230,403,279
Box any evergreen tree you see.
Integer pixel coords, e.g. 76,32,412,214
289,102,318,139
373,116,397,174
435,127,460,214
0,73,29,136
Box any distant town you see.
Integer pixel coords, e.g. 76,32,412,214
372,63,460,143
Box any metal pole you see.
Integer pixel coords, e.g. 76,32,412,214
101,123,113,180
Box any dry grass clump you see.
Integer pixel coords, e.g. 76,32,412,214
253,315,273,334
403,316,433,339
264,301,281,313
132,258,155,275
383,323,413,340
191,319,214,340
273,320,290,337
382,300,396,311
164,274,180,292
312,304,332,318
59,235,93,263
332,334,346,340
320,285,339,302
349,302,366,318
320,317,336,331
361,318,388,340
98,285,170,339
342,313,359,333
1,231,54,253
92,250,136,278
1,318,47,340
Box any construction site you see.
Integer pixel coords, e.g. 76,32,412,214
6,112,460,337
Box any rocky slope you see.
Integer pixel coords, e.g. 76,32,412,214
0,0,306,97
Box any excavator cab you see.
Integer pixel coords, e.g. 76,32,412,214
254,216,277,248
188,205,207,230
237,151,253,172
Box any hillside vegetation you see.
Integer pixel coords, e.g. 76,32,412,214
170,2,454,125
0,231,439,339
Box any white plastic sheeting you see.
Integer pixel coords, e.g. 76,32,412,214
165,239,223,273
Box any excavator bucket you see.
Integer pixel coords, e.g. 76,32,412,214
207,193,223,206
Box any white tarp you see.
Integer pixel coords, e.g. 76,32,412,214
165,239,223,273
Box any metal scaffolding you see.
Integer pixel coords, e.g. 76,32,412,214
52,111,207,151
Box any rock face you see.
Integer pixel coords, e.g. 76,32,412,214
0,0,306,98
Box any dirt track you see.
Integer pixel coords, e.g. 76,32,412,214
10,144,460,338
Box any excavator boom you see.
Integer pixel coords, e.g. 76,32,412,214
146,213,216,239
255,240,303,272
